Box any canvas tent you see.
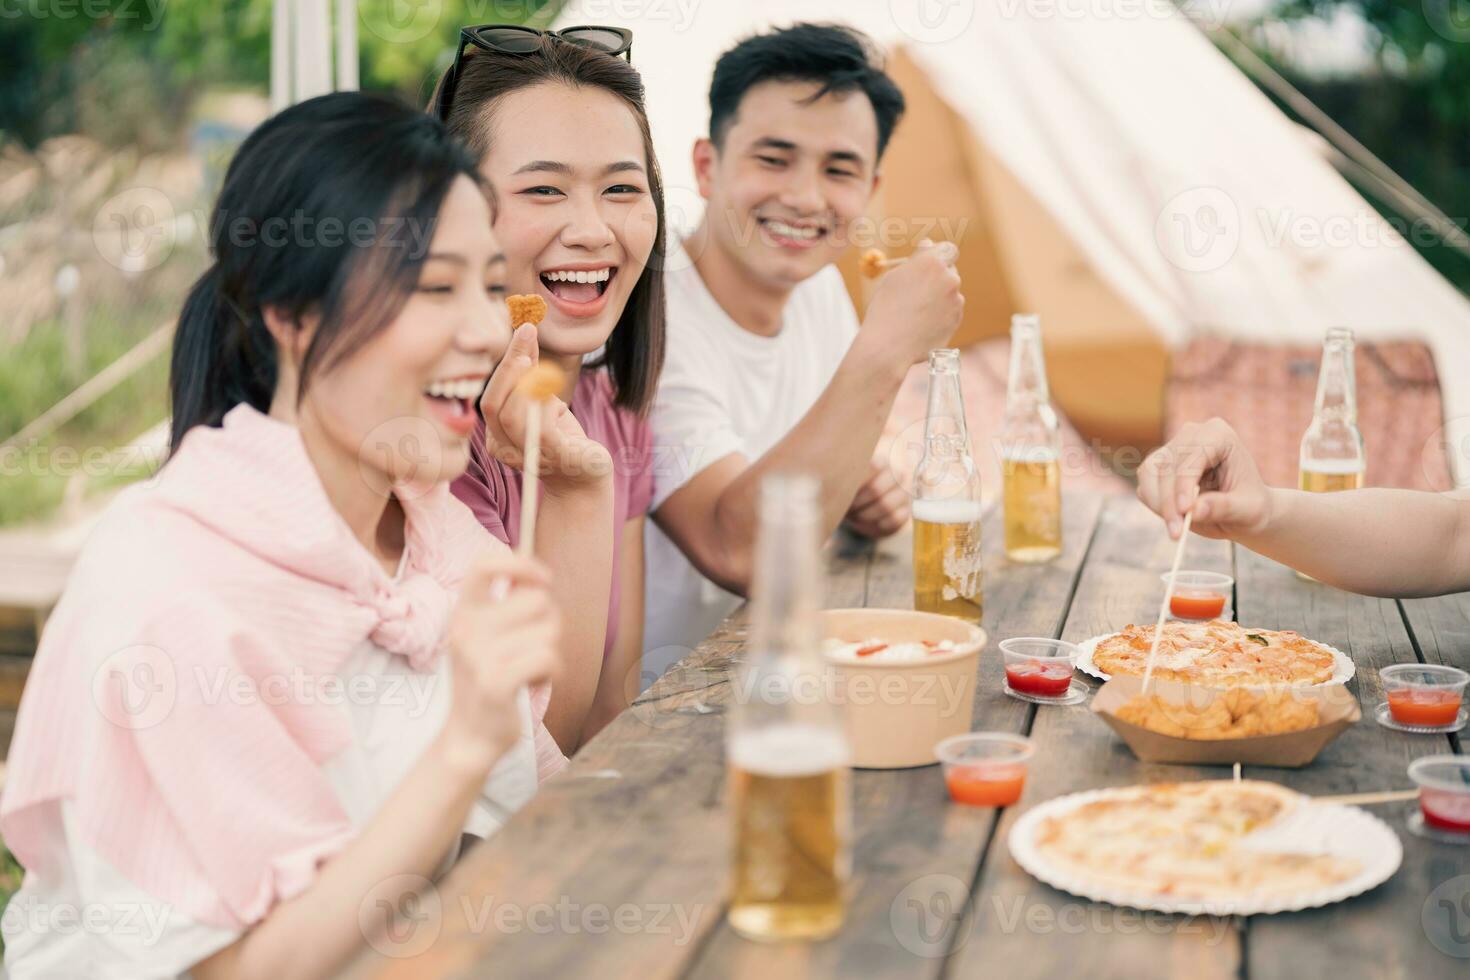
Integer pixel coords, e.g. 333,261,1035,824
550,0,1470,480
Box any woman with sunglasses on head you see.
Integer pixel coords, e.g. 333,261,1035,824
435,25,666,752
0,92,564,979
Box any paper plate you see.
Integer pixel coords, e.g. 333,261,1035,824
1008,786,1402,915
1074,631,1356,687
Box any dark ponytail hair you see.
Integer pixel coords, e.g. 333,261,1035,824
431,36,666,415
169,91,487,453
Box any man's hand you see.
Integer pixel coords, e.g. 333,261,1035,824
1137,417,1273,540
859,239,964,366
843,457,911,539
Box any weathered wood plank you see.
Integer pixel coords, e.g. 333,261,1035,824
948,496,1243,980
687,495,1106,978
1399,592,1470,677
341,539,873,980
1234,549,1464,980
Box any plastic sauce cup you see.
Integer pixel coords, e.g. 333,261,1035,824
1408,755,1470,835
936,733,1035,807
1000,638,1078,700
1161,570,1233,621
1381,664,1468,728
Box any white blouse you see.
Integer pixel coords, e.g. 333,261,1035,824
2,561,540,978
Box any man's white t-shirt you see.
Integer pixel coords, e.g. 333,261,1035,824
642,242,861,682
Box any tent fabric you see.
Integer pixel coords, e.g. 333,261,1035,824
1166,339,1453,492
560,0,1470,482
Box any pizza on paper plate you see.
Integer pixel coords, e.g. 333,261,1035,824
1091,621,1337,686
1033,781,1360,900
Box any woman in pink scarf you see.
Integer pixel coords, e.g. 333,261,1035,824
1,93,562,978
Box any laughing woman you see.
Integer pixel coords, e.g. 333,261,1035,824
435,26,666,751
0,93,563,979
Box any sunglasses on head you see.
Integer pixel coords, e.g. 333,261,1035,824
435,24,634,121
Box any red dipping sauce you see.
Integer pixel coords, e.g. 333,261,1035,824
1005,660,1073,698
945,764,1027,807
1421,789,1470,834
1169,592,1226,620
1387,689,1463,728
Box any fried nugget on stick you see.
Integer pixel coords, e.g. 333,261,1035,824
860,243,960,279
507,293,547,327
860,248,888,279
514,361,566,556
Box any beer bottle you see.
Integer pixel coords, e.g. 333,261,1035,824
1299,327,1365,494
1000,314,1063,563
1296,328,1365,580
912,348,984,621
727,474,850,942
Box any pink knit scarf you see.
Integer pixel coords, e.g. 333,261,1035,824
1,404,561,928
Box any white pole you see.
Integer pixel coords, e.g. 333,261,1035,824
293,0,333,103
270,0,292,112
335,0,359,92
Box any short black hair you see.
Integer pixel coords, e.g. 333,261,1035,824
708,23,906,161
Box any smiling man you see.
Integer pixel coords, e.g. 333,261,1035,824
643,23,967,674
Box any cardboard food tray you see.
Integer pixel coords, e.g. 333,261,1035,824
1092,675,1360,768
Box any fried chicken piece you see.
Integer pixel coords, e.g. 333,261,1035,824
516,361,566,401
507,293,548,327
859,248,887,279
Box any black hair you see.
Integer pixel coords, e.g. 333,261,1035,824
432,36,666,415
708,23,906,160
168,91,487,453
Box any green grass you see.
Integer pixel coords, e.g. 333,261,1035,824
0,302,175,527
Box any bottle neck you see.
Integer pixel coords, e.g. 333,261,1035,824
1007,324,1050,406
1313,339,1357,424
923,360,971,456
748,477,821,661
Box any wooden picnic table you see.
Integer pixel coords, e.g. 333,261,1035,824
347,492,1470,979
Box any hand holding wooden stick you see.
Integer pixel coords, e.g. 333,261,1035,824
504,293,558,557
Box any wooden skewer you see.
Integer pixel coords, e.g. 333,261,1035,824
1312,789,1419,806
859,243,960,279
515,362,565,557
1142,509,1194,694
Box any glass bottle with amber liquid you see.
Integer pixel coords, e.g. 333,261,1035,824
1297,327,1365,579
912,349,984,621
727,474,850,942
1000,314,1063,563
1299,327,1365,493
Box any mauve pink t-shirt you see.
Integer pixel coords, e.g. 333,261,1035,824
451,369,654,659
